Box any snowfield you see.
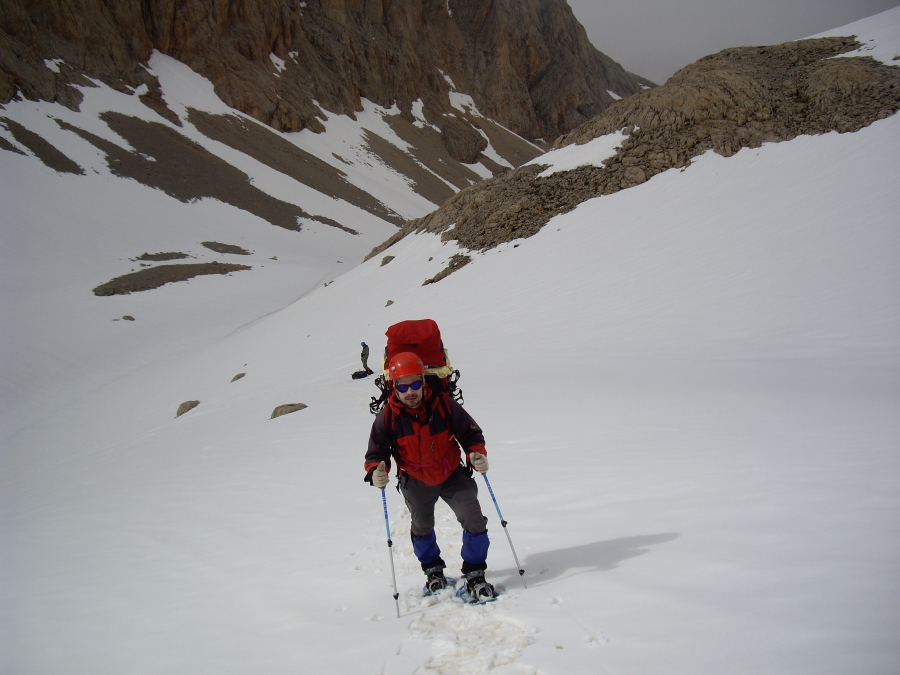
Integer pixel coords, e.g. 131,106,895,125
2,8,899,675
0,50,533,438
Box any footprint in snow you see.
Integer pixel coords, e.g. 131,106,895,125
369,501,539,671
408,601,537,674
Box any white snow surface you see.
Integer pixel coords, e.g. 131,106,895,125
2,11,899,675
525,129,627,177
43,58,64,74
269,53,286,74
0,50,533,438
810,4,900,66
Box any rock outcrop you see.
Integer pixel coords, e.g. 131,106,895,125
0,116,83,173
176,400,200,417
271,403,307,419
0,0,644,142
368,37,900,259
92,261,253,296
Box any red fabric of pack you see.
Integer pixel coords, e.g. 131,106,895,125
385,319,446,368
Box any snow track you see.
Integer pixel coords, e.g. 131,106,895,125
376,497,539,673
409,603,537,674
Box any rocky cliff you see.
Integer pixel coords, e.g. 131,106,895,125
369,36,900,260
0,0,644,144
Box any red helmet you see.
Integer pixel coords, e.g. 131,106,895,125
387,351,425,380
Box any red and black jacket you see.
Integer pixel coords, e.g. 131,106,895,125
365,384,486,487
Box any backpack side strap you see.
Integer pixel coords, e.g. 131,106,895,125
369,375,390,414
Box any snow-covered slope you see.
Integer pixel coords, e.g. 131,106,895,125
2,9,899,675
0,52,541,434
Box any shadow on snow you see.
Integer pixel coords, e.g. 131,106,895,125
490,533,680,587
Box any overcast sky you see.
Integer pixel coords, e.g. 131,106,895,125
568,0,900,85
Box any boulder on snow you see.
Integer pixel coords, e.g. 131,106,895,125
271,403,307,419
136,252,189,261
201,241,251,255
176,400,200,417
422,254,471,285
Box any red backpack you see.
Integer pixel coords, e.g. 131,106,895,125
369,319,463,414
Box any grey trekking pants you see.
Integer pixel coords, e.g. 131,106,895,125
400,465,488,536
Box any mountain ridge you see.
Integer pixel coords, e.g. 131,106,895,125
0,0,645,143
367,33,900,262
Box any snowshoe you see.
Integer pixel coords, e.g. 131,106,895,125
423,567,451,596
457,571,498,604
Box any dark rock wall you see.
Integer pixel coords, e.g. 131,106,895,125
0,0,643,141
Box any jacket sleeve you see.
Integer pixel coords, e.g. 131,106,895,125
448,398,487,457
364,408,393,482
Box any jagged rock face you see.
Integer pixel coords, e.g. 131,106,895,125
367,37,900,258
0,0,643,142
444,0,643,139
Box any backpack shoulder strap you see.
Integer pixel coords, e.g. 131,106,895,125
439,391,452,419
384,401,394,434
382,402,407,492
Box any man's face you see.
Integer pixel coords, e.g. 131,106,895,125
394,374,425,408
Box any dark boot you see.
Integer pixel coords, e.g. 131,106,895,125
424,565,448,595
464,570,496,601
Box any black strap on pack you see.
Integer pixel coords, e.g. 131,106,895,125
369,375,390,414
447,369,463,404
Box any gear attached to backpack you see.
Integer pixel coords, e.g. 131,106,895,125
368,319,463,414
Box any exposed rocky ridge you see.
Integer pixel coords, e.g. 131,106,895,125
1,116,84,174
2,85,541,234
0,0,643,144
367,37,900,260
54,113,352,232
93,261,252,296
187,109,402,225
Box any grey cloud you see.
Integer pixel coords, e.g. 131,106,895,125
568,0,900,85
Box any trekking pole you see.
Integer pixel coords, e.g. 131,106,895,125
481,474,526,588
381,488,401,618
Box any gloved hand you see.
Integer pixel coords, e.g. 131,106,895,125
372,461,389,489
470,452,489,474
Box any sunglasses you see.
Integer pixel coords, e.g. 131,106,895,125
395,380,424,393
